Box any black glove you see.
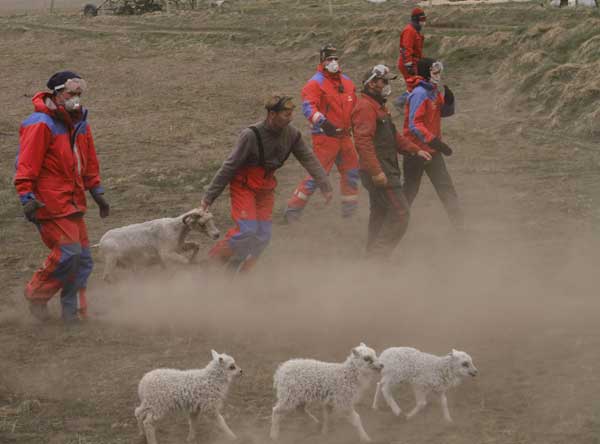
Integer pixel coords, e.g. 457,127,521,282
443,85,455,106
91,192,110,218
22,199,45,224
321,120,340,137
428,138,453,156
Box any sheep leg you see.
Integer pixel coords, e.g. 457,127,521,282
102,254,118,283
381,381,402,416
303,405,320,424
439,392,453,423
142,414,158,444
372,381,382,410
187,411,199,443
134,406,145,439
216,412,237,440
270,402,289,440
406,385,428,420
346,409,372,443
321,404,333,435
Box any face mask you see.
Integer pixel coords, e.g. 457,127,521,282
381,84,392,97
325,60,340,74
64,96,81,112
430,72,442,85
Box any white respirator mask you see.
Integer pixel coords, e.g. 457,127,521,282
325,60,340,74
429,61,444,86
64,96,82,111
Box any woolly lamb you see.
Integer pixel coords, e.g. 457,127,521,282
271,343,383,443
134,350,242,444
373,347,478,423
96,208,219,281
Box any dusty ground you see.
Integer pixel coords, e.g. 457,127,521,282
1,1,599,443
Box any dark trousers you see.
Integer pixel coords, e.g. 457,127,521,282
360,172,410,259
403,153,463,228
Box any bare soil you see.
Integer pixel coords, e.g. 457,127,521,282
1,1,599,444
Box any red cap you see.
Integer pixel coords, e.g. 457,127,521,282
411,7,426,20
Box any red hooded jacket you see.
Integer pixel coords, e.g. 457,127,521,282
14,92,103,220
301,65,357,135
403,79,455,154
352,93,421,177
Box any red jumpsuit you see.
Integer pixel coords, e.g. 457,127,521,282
285,65,359,220
204,122,331,271
397,22,424,83
14,92,103,319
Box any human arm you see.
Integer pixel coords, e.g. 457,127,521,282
351,103,389,187
202,130,251,207
82,125,109,218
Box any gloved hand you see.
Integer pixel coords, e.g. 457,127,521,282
22,199,45,224
91,192,110,218
321,120,340,137
372,172,388,187
405,62,415,75
428,138,453,156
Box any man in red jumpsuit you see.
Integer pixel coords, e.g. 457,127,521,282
200,94,332,272
394,8,427,110
283,44,359,223
403,58,463,228
352,64,431,258
15,71,110,322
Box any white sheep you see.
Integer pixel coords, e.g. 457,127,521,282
373,347,478,423
270,343,383,443
134,350,242,444
95,208,220,281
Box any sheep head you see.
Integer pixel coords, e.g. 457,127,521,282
449,349,478,378
211,349,242,381
351,342,383,373
183,209,220,240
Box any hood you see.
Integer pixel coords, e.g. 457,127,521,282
31,91,85,126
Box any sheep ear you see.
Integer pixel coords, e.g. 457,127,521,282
211,349,219,360
183,214,192,226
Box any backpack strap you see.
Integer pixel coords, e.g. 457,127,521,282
248,126,265,168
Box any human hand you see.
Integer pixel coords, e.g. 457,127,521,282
417,150,432,161
22,198,45,224
321,120,340,137
199,198,210,211
428,138,453,156
92,193,110,218
372,172,388,187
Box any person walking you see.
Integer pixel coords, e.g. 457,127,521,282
403,57,463,228
352,64,431,258
284,44,359,222
200,94,333,272
15,71,110,322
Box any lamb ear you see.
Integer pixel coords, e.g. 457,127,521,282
183,214,192,226
211,349,219,360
